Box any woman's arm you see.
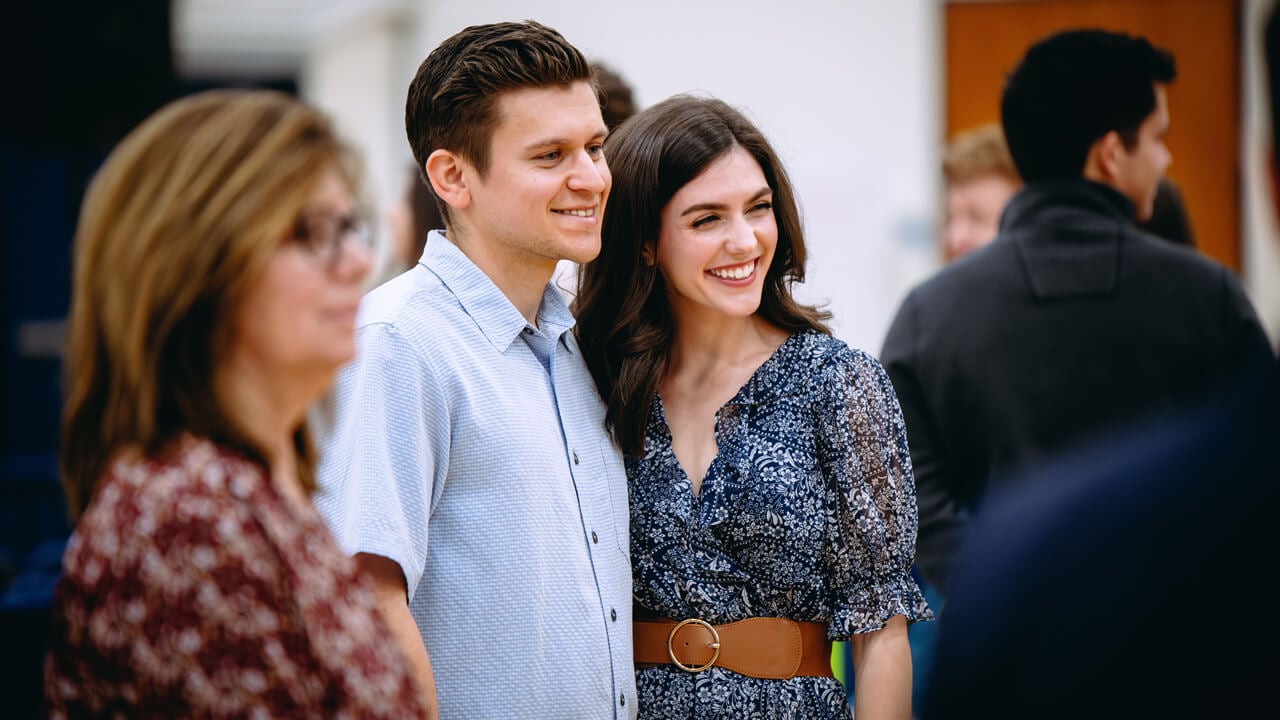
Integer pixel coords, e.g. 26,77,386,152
358,553,439,720
849,614,912,720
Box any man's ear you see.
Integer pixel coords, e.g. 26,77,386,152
1083,130,1124,184
425,149,471,211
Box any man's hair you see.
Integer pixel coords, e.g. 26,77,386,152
574,95,831,456
1001,29,1176,183
590,61,637,131
943,123,1020,185
404,20,593,223
1266,2,1280,155
61,89,360,518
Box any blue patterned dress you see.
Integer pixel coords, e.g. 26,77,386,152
627,330,933,719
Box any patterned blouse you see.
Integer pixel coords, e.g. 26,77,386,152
627,330,932,719
44,435,428,719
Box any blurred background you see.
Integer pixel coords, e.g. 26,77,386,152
2,0,1275,716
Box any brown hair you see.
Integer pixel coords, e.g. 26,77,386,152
574,94,831,457
942,123,1020,185
591,60,637,131
405,20,594,225
60,89,360,520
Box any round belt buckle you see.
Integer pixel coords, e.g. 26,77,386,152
666,618,721,673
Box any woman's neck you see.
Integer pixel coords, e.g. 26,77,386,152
215,354,312,502
667,312,787,382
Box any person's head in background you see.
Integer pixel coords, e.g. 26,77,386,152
405,20,607,277
591,61,637,131
386,164,442,271
574,95,830,455
1002,29,1176,222
60,89,371,518
1137,177,1197,247
942,123,1020,260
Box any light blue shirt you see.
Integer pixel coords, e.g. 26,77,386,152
316,231,636,719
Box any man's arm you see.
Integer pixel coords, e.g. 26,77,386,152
359,553,438,720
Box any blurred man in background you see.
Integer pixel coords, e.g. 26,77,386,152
881,28,1272,602
941,123,1020,260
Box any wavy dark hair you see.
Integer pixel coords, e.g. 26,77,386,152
574,95,830,456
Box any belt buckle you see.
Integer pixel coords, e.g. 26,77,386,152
666,618,721,673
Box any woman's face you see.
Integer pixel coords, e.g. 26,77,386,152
230,167,371,392
655,145,778,323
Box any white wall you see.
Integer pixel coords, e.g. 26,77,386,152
408,0,941,351
1243,0,1280,346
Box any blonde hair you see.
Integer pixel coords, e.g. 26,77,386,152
943,123,1020,185
61,89,360,519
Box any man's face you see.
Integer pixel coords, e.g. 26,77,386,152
943,174,1020,260
1113,84,1172,222
460,81,610,276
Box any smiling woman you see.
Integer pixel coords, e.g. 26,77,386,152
575,94,932,720
46,89,428,718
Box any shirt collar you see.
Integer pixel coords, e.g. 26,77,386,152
421,231,577,352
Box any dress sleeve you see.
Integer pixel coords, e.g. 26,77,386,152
46,470,319,717
814,347,933,638
314,322,448,601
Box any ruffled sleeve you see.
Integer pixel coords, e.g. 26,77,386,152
813,346,933,638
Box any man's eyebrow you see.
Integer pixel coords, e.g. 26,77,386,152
524,129,609,152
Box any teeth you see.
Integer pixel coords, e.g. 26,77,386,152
557,208,594,217
709,260,755,280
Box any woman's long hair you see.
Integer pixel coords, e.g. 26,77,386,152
574,95,830,457
60,89,361,520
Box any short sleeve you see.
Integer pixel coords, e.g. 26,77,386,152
47,475,313,716
315,322,448,601
814,347,933,638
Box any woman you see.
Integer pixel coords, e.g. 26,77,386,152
576,95,931,719
46,90,430,718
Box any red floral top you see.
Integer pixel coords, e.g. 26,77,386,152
44,435,428,719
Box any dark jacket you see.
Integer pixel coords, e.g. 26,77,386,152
880,179,1275,594
923,360,1280,718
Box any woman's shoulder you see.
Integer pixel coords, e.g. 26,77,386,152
777,329,882,387
68,436,265,564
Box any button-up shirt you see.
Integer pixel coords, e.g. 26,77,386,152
316,231,636,719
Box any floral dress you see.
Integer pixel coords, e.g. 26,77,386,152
628,331,932,719
44,435,429,719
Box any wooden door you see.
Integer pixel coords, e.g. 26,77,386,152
946,0,1242,271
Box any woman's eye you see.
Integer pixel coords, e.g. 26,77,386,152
750,201,773,213
691,214,720,229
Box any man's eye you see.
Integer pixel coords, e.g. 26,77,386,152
537,150,561,162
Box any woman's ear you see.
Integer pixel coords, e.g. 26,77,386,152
640,242,656,267
425,149,471,211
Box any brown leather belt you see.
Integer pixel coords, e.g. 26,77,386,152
634,617,833,680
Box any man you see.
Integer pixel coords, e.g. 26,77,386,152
922,16,1280,718
881,29,1273,598
316,21,635,719
941,123,1021,260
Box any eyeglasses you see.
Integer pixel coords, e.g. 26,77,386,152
288,209,372,271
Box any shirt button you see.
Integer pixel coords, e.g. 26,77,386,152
573,450,579,465
591,531,599,544
620,694,626,707
523,327,534,335
611,608,617,621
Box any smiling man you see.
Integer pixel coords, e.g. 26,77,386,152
880,29,1272,603
315,21,635,720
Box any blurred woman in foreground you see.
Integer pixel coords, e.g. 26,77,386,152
46,90,430,718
